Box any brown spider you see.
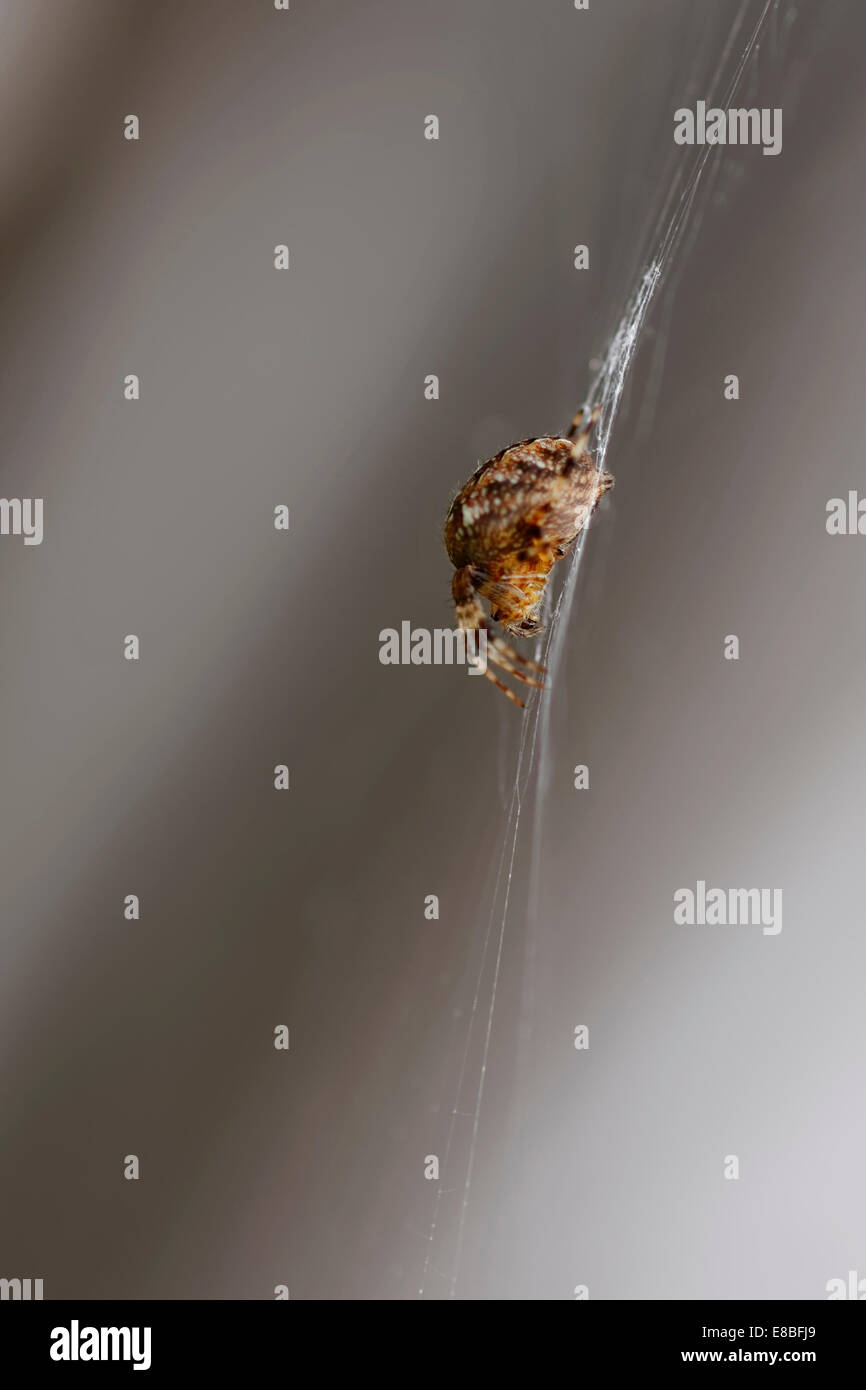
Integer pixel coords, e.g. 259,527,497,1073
444,405,613,707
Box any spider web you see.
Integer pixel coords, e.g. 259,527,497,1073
418,0,794,1300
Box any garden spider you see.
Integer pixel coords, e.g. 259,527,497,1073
444,406,613,707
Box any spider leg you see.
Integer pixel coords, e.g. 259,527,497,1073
451,565,546,707
487,634,545,688
479,662,526,708
488,630,546,676
565,409,613,497
566,403,602,450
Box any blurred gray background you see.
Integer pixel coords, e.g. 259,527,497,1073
0,0,864,1299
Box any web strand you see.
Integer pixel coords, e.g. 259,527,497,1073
419,0,780,1300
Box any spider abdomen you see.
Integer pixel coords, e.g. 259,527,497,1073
445,435,611,570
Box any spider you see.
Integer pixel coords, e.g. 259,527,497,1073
444,405,613,707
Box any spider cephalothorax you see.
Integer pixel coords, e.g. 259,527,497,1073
444,406,612,706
